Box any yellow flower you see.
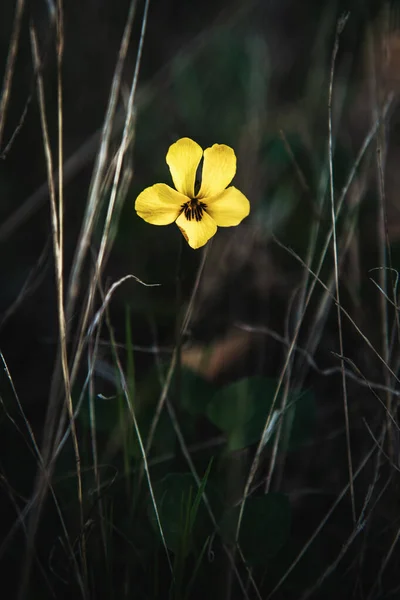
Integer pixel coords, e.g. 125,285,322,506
135,137,250,249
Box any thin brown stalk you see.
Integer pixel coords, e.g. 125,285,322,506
237,322,400,398
266,439,379,599
237,219,400,575
0,114,124,242
88,275,122,567
0,351,41,462
65,0,140,326
44,0,144,467
0,242,50,330
39,0,140,463
367,512,400,599
0,351,84,598
267,63,351,492
295,174,365,384
93,281,174,578
235,295,305,543
0,0,26,149
150,311,258,600
273,235,400,386
19,6,145,594
298,93,393,371
21,23,85,600
0,475,55,596
327,13,355,523
68,0,151,397
300,477,389,600
236,90,392,546
367,12,397,463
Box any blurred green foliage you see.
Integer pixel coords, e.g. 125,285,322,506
1,1,395,599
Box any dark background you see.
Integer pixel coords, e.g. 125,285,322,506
1,1,400,599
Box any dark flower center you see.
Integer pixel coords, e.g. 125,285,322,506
181,198,207,222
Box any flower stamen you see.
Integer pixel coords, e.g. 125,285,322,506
181,199,207,222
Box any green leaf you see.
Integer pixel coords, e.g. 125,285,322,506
206,377,266,431
177,367,216,416
207,377,276,447
220,493,291,564
206,377,315,451
148,472,210,555
148,473,193,554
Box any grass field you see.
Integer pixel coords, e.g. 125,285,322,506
1,1,400,598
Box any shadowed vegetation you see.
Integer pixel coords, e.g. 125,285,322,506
1,1,400,599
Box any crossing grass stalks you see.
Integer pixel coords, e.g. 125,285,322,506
1,1,400,599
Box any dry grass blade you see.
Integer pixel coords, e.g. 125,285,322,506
274,235,400,385
266,440,379,599
43,0,144,458
150,310,259,600
369,8,400,463
0,0,26,150
17,2,150,594
0,116,124,242
0,353,84,598
0,242,50,330
327,12,355,523
88,274,161,339
68,0,151,392
238,322,400,397
235,85,393,548
0,351,41,462
3,3,400,597
299,481,382,600
368,521,400,599
96,283,175,578
64,0,140,328
19,19,86,600
0,474,56,596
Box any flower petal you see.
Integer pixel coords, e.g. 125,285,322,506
206,186,250,226
135,184,186,225
176,210,217,249
166,138,203,197
198,143,236,198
